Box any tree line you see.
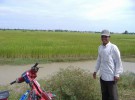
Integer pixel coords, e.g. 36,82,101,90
0,28,135,34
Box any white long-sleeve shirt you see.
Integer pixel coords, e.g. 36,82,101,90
95,42,123,81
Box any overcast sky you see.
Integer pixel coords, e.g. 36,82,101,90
0,0,135,33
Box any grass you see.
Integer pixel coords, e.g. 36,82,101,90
0,30,99,64
0,30,135,64
111,34,135,58
1,67,135,100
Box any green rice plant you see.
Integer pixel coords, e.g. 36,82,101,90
111,34,135,57
0,30,135,64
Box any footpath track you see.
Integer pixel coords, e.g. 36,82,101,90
0,60,135,85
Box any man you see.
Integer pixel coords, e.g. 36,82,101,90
93,29,123,100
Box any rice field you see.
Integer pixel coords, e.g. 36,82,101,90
0,30,135,64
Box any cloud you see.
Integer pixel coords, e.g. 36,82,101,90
1,0,133,20
79,0,134,20
0,0,135,32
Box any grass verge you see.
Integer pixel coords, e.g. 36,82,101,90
1,67,135,100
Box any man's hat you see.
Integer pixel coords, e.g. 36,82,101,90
101,29,110,36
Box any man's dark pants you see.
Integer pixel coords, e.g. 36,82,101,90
100,78,118,100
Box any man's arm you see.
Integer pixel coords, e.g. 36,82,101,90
112,45,123,81
93,54,101,79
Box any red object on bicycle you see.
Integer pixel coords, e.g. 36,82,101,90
10,63,55,100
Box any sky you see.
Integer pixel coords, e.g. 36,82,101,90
0,0,135,33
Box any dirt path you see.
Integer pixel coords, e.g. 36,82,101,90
0,60,135,85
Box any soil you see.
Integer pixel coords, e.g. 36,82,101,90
0,60,135,85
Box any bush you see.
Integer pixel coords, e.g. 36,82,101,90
43,67,101,100
1,68,135,100
118,72,135,100
118,72,135,89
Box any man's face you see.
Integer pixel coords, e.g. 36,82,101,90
101,35,110,45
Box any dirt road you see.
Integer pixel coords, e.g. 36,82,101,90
0,60,135,85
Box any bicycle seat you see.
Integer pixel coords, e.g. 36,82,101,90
0,91,9,99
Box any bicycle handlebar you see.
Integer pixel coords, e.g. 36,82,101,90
33,63,38,68
10,81,16,85
10,63,39,85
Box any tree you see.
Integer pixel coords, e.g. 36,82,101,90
123,30,128,34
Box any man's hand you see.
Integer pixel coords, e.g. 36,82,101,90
114,76,120,82
93,72,97,79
